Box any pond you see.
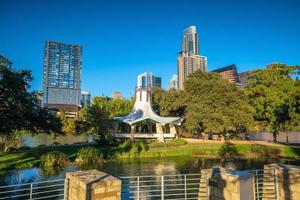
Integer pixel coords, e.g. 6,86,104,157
1,156,300,186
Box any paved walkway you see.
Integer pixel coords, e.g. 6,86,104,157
184,138,300,148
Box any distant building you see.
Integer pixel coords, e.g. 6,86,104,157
153,76,162,88
212,64,240,86
0,54,12,68
42,41,82,112
238,72,250,88
112,91,123,100
169,74,178,90
137,72,162,89
36,92,44,107
178,26,207,90
81,91,91,108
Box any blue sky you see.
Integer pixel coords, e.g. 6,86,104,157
0,0,299,98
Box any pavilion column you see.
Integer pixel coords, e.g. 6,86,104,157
170,124,177,135
130,124,136,142
156,123,164,142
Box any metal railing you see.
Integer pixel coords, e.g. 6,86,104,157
249,169,278,200
120,174,209,200
0,179,66,200
0,169,279,200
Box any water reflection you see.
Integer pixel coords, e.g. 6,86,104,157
1,156,300,185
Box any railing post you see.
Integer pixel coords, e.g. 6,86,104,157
64,178,68,200
137,176,140,200
274,169,279,200
29,183,33,200
255,170,259,200
206,174,210,200
184,175,187,200
161,176,164,200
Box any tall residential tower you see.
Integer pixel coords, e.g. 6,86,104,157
177,26,207,90
42,41,82,112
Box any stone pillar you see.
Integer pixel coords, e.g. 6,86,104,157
208,168,254,200
66,170,121,200
130,125,136,141
156,123,164,142
264,163,300,200
169,124,177,135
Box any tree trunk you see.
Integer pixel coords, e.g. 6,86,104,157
286,132,289,144
273,132,277,142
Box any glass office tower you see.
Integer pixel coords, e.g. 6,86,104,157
137,72,162,89
42,41,82,108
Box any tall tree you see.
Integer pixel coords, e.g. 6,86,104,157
245,64,300,142
0,64,61,150
183,70,254,138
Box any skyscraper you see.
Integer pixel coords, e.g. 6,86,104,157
177,26,207,90
137,72,162,89
181,26,199,55
42,41,82,111
169,74,178,90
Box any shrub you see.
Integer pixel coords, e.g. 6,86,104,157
250,144,281,159
76,147,104,164
218,143,239,159
40,151,69,174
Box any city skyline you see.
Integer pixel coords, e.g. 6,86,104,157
0,0,299,98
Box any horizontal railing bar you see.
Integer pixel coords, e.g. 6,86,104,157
32,188,65,195
33,183,65,190
32,193,64,200
0,179,65,188
0,182,31,188
0,193,29,199
32,179,65,185
0,187,30,194
120,173,207,179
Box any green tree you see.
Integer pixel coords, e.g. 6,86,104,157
245,64,300,142
0,64,61,151
183,70,254,138
70,96,133,144
152,88,185,117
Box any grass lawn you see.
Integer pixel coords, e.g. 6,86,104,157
0,141,300,171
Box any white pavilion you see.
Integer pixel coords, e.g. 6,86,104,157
115,87,181,142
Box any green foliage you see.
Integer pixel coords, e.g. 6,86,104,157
183,70,255,137
0,63,62,140
250,144,281,159
76,147,104,164
92,96,133,118
149,138,187,148
40,151,69,175
152,88,185,117
218,143,239,159
245,64,300,141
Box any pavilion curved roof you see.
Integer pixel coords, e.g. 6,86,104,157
115,89,181,125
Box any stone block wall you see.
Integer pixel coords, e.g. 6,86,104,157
264,164,300,200
66,170,121,200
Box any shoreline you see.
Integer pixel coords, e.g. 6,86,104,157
0,141,300,171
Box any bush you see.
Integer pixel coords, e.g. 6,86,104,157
76,147,104,164
218,143,239,159
250,144,281,159
40,151,69,174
